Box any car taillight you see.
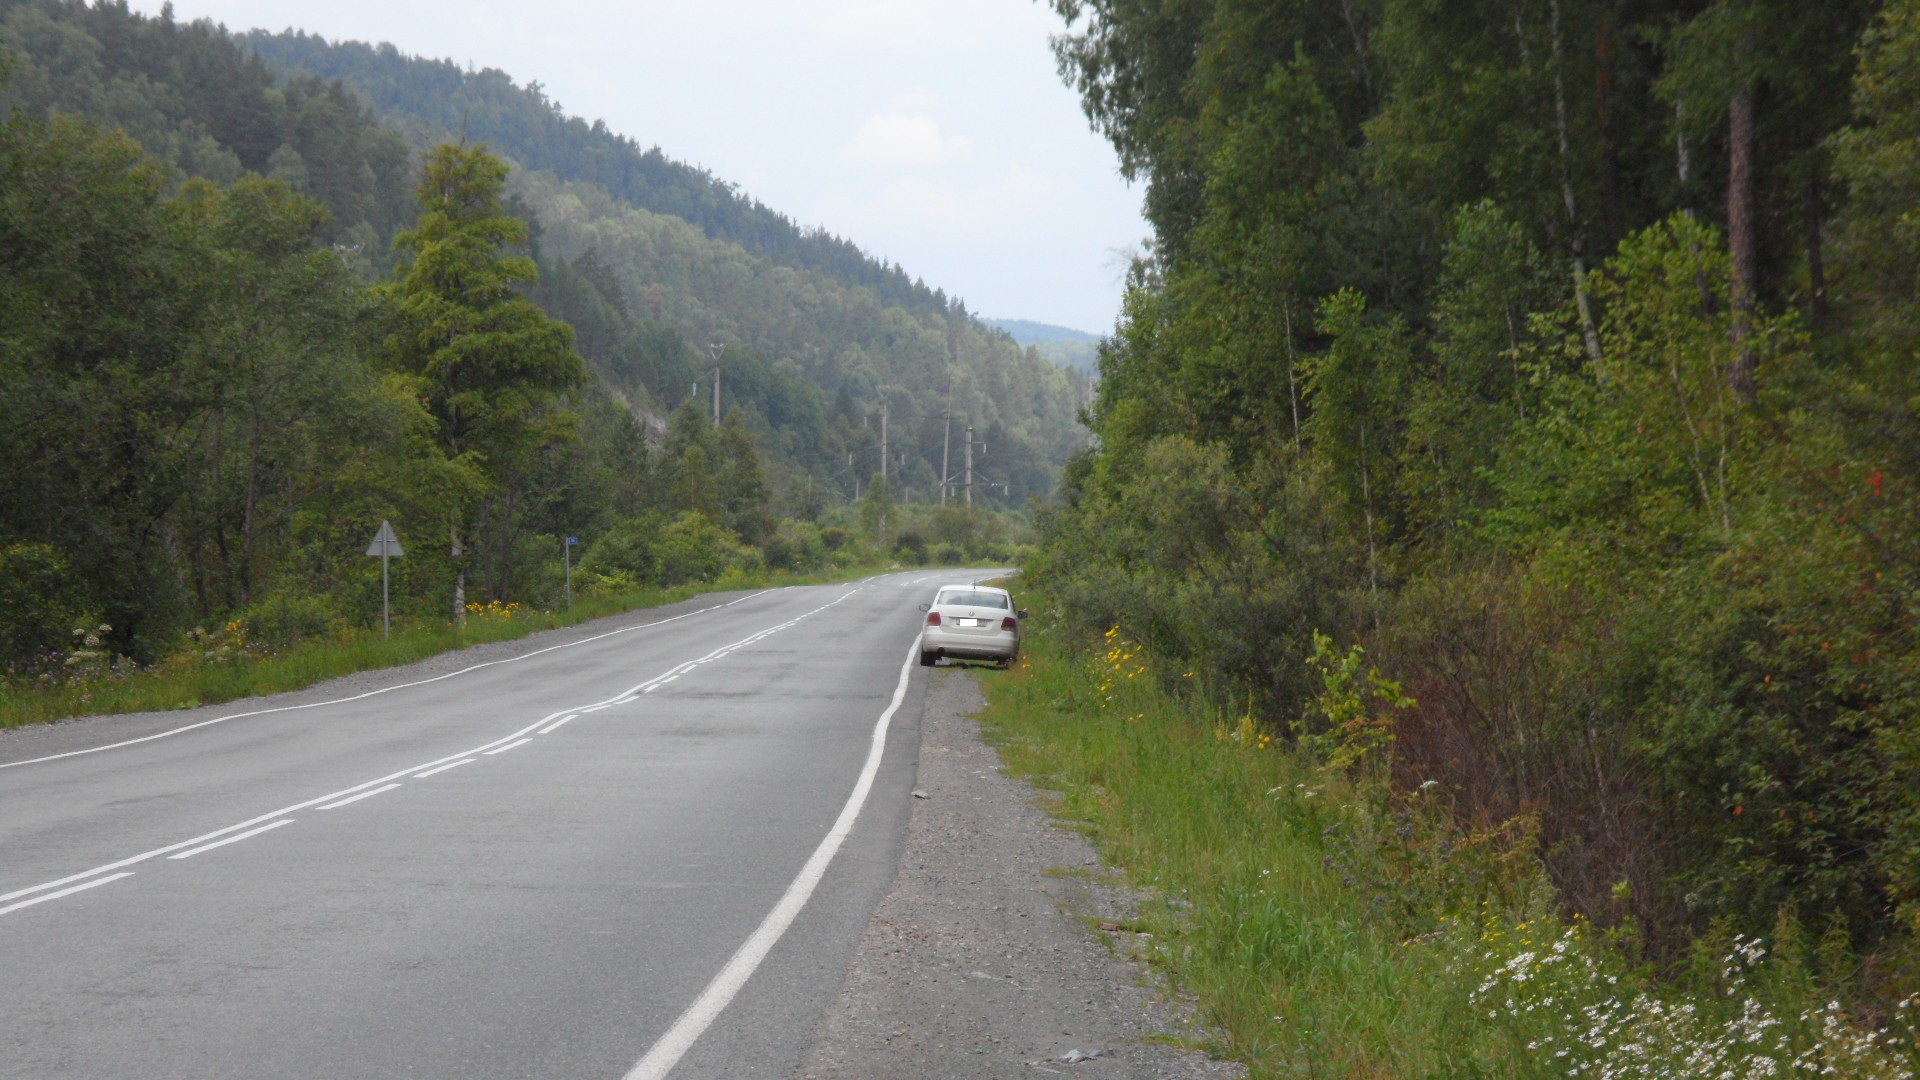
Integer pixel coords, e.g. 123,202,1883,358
926,611,941,625
1001,617,1017,631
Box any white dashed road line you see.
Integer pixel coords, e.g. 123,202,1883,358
0,586,871,920
413,758,475,779
167,819,296,858
0,872,135,917
317,784,403,810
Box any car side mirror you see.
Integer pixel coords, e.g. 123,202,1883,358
1017,609,1029,619
918,603,931,612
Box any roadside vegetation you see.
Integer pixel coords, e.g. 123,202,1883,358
1030,0,1920,1054
983,622,1919,1077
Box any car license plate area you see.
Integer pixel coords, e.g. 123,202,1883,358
954,617,981,627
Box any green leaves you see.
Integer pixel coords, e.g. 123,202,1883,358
1296,630,1414,772
381,144,583,470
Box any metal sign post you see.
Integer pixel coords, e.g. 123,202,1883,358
565,536,579,609
365,520,403,638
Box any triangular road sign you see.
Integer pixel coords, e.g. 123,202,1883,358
366,520,403,557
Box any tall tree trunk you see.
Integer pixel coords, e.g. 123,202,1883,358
1550,0,1605,368
1361,426,1380,631
1804,176,1827,327
451,509,466,627
1283,299,1302,453
1728,79,1758,401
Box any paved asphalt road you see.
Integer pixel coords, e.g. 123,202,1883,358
0,571,982,1080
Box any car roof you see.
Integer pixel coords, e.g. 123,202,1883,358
935,583,1009,594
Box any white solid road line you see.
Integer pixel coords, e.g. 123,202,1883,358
0,589,779,771
538,716,577,735
167,819,296,859
413,758,476,779
0,587,869,918
0,872,136,917
482,738,532,756
621,634,920,1080
317,784,403,810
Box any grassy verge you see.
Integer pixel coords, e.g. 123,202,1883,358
977,623,1919,1079
0,565,887,729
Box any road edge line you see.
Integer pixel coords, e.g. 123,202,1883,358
621,635,920,1080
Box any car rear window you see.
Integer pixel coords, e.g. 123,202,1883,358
937,591,1009,609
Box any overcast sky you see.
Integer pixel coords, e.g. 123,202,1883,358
127,0,1143,334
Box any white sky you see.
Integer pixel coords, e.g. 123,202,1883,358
129,0,1144,334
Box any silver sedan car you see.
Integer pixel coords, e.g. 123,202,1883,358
918,584,1025,667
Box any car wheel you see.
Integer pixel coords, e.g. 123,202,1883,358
919,650,938,667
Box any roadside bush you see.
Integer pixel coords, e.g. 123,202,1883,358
892,527,929,565
577,512,669,584
0,543,91,670
577,510,761,587
762,519,828,572
239,589,339,649
653,510,760,585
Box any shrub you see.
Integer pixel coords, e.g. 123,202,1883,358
892,527,929,565
0,543,92,670
763,519,828,572
578,512,669,583
239,589,339,648
654,511,760,585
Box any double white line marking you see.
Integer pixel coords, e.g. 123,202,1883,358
0,589,859,919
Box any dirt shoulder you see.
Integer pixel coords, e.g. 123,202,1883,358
796,668,1244,1079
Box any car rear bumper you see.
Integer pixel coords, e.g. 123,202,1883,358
919,627,1018,660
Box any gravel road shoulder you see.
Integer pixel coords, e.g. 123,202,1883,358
796,667,1244,1079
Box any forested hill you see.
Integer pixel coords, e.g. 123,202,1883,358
983,318,1100,373
228,26,1085,502
241,29,946,317
0,0,1086,506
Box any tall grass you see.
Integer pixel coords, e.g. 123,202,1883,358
977,624,1918,1078
0,566,876,729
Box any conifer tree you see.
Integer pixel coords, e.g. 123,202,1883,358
379,143,583,623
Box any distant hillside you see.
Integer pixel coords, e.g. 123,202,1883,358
984,319,1100,345
241,30,948,318
0,1,1085,504
235,28,1085,502
984,319,1101,374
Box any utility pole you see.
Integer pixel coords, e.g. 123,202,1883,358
563,535,578,610
939,371,953,505
707,342,724,424
878,388,889,484
964,424,974,507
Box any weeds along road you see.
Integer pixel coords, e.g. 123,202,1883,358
0,572,967,1080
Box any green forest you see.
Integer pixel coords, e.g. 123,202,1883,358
1028,0,1920,1027
238,23,1090,505
0,0,1079,687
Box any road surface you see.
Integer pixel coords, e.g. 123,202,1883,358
0,572,969,1080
